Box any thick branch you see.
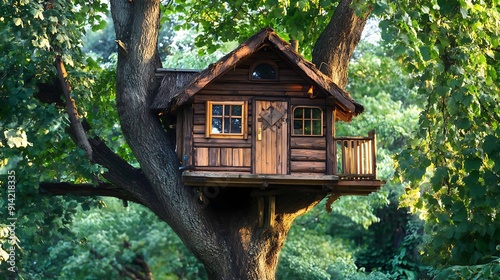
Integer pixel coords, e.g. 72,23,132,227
55,55,93,159
39,182,142,204
33,85,154,204
35,71,154,205
87,135,155,204
312,0,372,88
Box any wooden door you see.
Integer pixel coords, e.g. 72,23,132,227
254,100,288,174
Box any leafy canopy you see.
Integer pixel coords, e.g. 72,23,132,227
167,0,343,58
380,0,500,268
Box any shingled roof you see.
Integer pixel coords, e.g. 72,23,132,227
152,27,364,118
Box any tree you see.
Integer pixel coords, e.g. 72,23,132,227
1,0,372,278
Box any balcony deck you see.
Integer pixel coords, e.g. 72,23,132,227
182,131,383,195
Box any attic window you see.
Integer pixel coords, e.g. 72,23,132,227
292,107,323,136
250,61,278,80
206,101,248,139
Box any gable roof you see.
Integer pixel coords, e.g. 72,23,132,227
152,27,364,119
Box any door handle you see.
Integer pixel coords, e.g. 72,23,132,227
258,127,262,141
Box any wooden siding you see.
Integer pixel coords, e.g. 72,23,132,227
187,49,331,174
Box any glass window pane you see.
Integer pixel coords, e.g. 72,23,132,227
231,118,242,133
212,105,222,116
223,118,230,133
304,121,311,135
231,105,242,116
312,120,322,135
312,108,321,119
292,107,323,136
304,108,311,118
293,120,301,129
212,118,222,133
252,63,276,80
294,108,303,118
294,120,302,132
208,102,246,137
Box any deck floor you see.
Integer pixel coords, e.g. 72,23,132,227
182,171,383,195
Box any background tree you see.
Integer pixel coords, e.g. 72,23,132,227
385,0,500,272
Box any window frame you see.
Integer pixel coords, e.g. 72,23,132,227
205,101,248,139
249,60,279,81
291,106,324,136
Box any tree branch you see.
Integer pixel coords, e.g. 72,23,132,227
40,182,142,204
86,134,155,204
312,0,372,88
35,64,155,205
55,55,93,159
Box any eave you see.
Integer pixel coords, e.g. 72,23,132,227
152,27,364,119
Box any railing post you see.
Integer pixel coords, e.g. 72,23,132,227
334,130,377,180
369,130,377,179
328,108,336,175
332,139,338,175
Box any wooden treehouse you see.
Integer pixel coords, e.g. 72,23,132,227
152,28,383,198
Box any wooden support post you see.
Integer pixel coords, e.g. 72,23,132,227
258,196,275,228
258,197,264,227
265,196,275,228
332,108,338,175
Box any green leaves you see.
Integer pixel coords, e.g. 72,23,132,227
483,134,500,155
388,0,500,269
169,0,339,59
431,166,447,192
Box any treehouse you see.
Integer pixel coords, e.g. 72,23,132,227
152,28,383,196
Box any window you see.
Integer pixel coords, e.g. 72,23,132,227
206,101,248,138
249,61,278,81
292,107,323,136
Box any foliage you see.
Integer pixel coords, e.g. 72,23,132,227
38,198,206,280
278,199,391,280
432,258,500,280
162,31,238,69
324,37,428,279
3,0,499,278
0,0,127,276
167,0,344,59
380,0,500,271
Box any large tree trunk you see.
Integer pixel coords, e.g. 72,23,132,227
312,0,372,88
109,0,370,279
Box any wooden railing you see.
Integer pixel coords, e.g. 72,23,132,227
333,130,377,180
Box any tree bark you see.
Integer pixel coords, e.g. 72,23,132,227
312,0,372,88
106,0,370,279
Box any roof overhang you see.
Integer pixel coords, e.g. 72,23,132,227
152,28,364,121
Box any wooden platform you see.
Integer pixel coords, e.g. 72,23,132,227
182,172,383,195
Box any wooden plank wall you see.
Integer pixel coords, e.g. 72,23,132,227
290,137,326,174
254,100,288,174
186,47,330,175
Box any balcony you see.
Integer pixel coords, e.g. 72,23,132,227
182,131,382,195
334,130,377,180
